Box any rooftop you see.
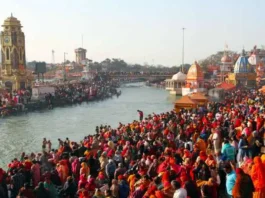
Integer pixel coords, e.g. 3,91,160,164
2,14,22,27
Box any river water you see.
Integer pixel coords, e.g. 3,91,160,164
0,83,177,168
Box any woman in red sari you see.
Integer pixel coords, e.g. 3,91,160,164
251,156,265,198
78,174,88,189
72,158,81,182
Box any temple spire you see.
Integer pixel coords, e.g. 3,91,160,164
11,13,13,17
224,43,228,55
242,48,246,56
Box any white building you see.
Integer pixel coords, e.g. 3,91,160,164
165,71,187,95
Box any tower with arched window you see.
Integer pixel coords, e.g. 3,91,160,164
0,14,32,90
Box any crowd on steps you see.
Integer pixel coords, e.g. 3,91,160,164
1,89,265,198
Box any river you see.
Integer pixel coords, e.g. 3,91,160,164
0,83,178,168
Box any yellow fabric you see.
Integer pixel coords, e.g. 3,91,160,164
253,190,265,198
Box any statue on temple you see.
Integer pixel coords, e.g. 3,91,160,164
248,45,264,86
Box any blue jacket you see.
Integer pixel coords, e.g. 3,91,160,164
119,181,129,198
226,171,236,195
222,143,235,161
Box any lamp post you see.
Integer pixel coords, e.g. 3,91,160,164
63,52,67,81
181,27,186,73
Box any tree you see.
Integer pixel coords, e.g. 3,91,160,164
90,62,102,71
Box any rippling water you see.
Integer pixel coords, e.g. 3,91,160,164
0,83,178,168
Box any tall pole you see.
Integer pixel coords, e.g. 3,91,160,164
182,27,185,73
64,52,67,81
52,50,55,64
82,35,83,48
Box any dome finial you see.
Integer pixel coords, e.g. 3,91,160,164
224,43,228,51
253,45,257,55
223,43,228,57
242,47,246,56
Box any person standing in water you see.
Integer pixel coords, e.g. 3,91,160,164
137,110,143,122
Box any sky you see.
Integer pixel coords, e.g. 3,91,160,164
0,0,264,66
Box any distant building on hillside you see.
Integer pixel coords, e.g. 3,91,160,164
227,49,256,87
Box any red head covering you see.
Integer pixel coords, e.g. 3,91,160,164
98,172,105,179
236,168,244,175
155,190,164,198
199,151,207,161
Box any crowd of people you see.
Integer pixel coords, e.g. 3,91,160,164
1,88,265,198
0,89,31,116
0,78,120,117
51,80,120,106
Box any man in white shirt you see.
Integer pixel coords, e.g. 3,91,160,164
171,180,187,198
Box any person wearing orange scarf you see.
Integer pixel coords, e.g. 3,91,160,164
205,154,216,168
196,137,207,152
251,156,265,198
80,162,90,179
127,172,136,193
57,160,69,184
58,144,64,155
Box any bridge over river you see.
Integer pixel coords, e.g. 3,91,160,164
44,72,174,83
109,73,173,83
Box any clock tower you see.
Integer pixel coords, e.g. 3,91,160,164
0,14,33,90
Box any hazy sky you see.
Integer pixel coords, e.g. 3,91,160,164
0,0,264,66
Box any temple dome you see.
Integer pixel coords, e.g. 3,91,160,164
234,49,252,73
2,14,22,27
186,61,204,81
171,71,187,81
221,54,232,63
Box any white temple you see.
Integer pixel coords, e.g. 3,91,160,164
165,71,187,95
